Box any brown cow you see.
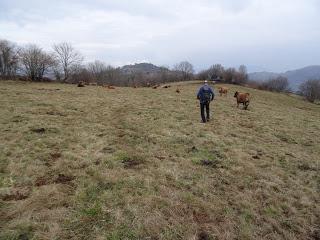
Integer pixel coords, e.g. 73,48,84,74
107,85,115,89
219,87,228,96
234,91,250,109
176,88,180,93
77,81,85,87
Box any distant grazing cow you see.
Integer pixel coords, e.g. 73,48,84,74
107,85,115,89
234,91,250,109
77,81,85,87
162,85,171,88
176,88,180,93
152,85,160,89
219,87,228,96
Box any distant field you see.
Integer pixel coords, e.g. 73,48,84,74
0,81,319,240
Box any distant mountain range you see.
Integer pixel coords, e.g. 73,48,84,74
248,65,320,91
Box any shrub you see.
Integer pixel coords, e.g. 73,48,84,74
260,76,290,92
299,79,320,103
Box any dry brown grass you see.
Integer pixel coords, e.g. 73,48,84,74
0,80,319,240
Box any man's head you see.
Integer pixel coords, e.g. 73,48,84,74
204,80,208,85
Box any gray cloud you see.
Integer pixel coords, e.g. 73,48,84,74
0,0,319,72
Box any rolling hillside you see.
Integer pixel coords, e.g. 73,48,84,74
249,65,320,91
0,81,319,240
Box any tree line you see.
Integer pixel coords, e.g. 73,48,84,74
1,38,319,102
197,64,249,85
0,40,81,82
0,39,196,86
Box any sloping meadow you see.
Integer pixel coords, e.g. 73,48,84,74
0,81,319,239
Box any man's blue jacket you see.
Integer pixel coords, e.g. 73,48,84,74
197,84,215,103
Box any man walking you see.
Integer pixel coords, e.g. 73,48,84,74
197,80,215,123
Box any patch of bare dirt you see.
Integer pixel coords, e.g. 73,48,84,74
122,157,144,169
0,188,30,201
37,88,60,91
50,152,62,159
311,229,320,240
101,146,115,153
46,111,67,116
197,231,211,240
35,173,74,186
298,163,317,171
35,176,51,186
193,209,212,224
30,127,46,133
54,174,75,184
200,159,221,168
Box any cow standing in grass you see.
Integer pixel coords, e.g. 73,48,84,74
219,87,228,96
197,80,215,123
234,91,250,109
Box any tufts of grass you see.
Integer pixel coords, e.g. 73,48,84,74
0,223,34,240
116,151,146,169
191,148,227,169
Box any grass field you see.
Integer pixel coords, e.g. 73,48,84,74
0,80,319,240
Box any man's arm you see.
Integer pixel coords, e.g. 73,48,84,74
197,87,202,99
210,88,215,101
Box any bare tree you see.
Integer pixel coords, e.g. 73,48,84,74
197,64,224,81
69,64,91,84
261,76,289,92
236,65,248,84
53,42,83,82
208,64,224,80
128,70,143,86
174,61,194,81
19,44,54,81
197,69,209,80
0,39,19,79
299,79,320,103
87,60,107,84
159,66,170,83
223,68,236,83
103,65,121,86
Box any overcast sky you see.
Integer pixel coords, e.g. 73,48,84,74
1,0,319,72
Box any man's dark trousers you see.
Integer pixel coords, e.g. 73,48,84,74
200,101,210,122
